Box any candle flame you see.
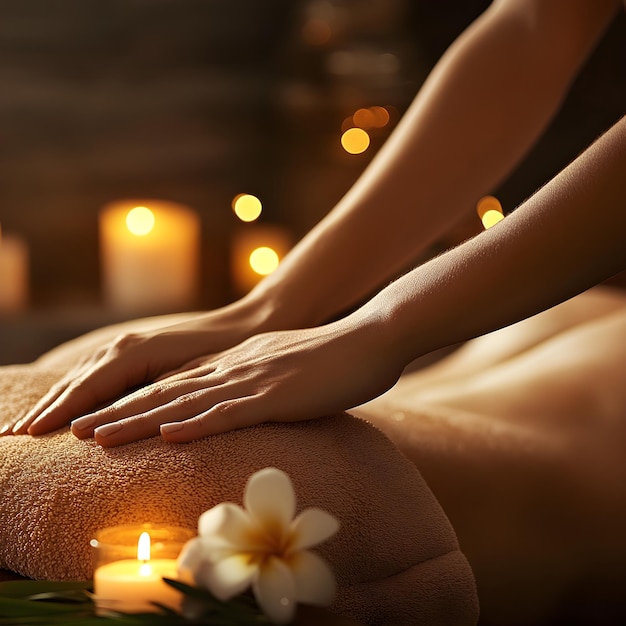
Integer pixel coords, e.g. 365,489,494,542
137,532,151,561
126,206,155,236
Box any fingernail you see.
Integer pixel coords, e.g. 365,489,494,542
161,422,184,434
72,415,97,432
11,417,28,434
95,423,122,438
0,424,12,436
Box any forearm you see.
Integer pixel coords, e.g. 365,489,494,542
366,115,626,366
253,0,619,331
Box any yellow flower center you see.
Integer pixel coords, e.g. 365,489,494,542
243,518,296,567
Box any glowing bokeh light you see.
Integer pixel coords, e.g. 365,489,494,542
341,116,354,133
249,246,280,276
481,210,505,229
353,108,377,129
476,196,504,229
232,193,263,222
352,106,390,130
126,206,155,236
341,128,370,154
369,105,390,128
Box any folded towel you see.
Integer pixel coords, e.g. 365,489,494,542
0,331,479,626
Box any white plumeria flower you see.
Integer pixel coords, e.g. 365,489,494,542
178,467,340,624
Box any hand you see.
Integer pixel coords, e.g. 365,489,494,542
68,317,404,447
8,297,276,437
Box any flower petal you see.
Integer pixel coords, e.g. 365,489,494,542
198,502,258,550
177,537,205,580
290,550,336,606
290,508,339,551
206,553,258,601
177,537,236,587
253,556,297,625
244,468,296,531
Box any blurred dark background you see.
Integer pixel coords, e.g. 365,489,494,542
0,0,624,362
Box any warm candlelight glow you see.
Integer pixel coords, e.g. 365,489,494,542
353,107,377,129
0,224,29,314
137,532,151,561
232,193,263,222
352,106,390,130
249,246,280,276
91,524,195,616
477,195,505,229
369,105,391,128
100,199,200,314
231,225,292,294
126,206,155,236
341,127,370,154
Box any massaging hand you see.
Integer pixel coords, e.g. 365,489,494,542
64,319,402,447
7,297,277,438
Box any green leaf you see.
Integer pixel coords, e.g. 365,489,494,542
0,580,91,599
0,579,281,625
0,596,84,616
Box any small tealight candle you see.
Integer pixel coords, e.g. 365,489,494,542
99,200,201,314
91,524,195,615
0,224,29,314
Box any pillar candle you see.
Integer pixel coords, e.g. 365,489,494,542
0,225,28,314
99,200,200,315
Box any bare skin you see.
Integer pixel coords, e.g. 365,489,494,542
4,0,624,446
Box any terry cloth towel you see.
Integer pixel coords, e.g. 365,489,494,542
0,317,479,626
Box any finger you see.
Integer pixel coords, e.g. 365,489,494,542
11,366,86,435
72,368,221,439
25,344,161,437
92,415,161,448
160,396,266,443
90,387,234,447
12,348,111,435
75,366,229,441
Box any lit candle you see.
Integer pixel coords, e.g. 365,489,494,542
91,524,194,615
0,224,29,314
231,224,292,295
99,200,200,314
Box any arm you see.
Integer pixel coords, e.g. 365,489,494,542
68,115,626,446
371,114,626,362
11,0,620,437
255,0,621,329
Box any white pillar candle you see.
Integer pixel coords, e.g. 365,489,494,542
100,200,200,315
0,224,29,314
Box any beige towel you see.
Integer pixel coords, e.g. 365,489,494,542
0,343,478,626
